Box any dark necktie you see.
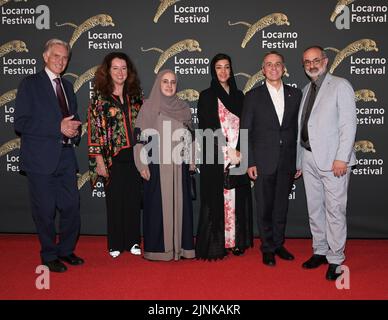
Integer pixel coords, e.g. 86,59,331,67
53,78,69,117
301,82,317,143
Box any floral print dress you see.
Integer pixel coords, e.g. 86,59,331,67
218,98,240,249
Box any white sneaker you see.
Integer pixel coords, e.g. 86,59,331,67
130,244,141,255
109,250,120,258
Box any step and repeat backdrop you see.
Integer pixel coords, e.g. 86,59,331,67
1,0,387,237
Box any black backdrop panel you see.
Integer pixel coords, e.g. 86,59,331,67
1,0,387,237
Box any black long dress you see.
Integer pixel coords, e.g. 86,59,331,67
195,88,253,260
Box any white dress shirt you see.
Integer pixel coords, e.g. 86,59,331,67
266,80,285,125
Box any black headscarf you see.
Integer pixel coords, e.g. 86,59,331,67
210,53,244,118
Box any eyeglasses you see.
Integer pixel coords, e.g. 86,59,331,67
303,58,326,67
264,62,284,69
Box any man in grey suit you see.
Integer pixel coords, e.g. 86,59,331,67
296,46,357,280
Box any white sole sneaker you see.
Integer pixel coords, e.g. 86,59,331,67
109,250,121,258
130,244,141,255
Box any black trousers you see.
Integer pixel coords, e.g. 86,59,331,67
27,147,80,262
105,158,141,252
254,168,294,253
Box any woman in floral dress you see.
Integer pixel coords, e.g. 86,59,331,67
87,52,143,258
195,53,253,260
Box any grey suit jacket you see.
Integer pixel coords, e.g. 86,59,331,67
296,73,357,171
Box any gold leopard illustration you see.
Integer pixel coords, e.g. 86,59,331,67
0,0,27,7
0,138,20,157
177,89,200,102
64,66,99,93
0,89,17,108
153,0,181,23
354,140,376,153
236,67,289,94
325,39,378,74
0,40,28,58
141,39,202,74
77,171,90,190
330,0,356,22
56,14,115,48
355,89,377,103
228,13,290,48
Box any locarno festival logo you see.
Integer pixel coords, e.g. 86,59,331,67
228,13,290,48
324,39,378,74
141,39,202,74
153,0,210,24
1,1,50,30
55,14,115,48
331,0,387,30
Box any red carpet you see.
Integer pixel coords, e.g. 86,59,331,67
0,235,387,300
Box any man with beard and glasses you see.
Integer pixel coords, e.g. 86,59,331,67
296,46,357,281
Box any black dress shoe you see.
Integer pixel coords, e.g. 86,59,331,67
231,247,245,256
59,253,84,265
302,254,328,269
275,246,295,260
326,264,342,281
43,259,67,273
262,252,276,266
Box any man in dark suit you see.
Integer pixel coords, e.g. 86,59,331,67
14,39,84,273
241,51,302,266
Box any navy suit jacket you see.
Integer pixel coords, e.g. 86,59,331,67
241,83,302,175
14,70,80,174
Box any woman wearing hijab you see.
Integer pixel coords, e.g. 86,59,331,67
87,52,143,259
195,53,253,260
134,69,195,261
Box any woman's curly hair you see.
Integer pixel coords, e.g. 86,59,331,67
93,52,142,97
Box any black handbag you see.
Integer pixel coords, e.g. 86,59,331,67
224,164,250,190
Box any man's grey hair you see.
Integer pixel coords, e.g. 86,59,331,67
43,38,70,55
261,50,285,68
303,45,327,59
